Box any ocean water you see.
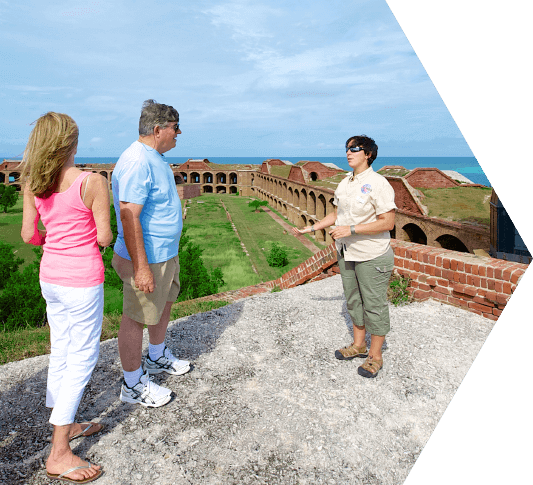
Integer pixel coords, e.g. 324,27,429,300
50,156,491,188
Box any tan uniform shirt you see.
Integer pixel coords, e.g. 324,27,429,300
333,166,396,262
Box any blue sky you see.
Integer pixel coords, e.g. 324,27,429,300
0,0,473,158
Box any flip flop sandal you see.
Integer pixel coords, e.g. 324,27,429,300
69,423,104,442
46,463,103,483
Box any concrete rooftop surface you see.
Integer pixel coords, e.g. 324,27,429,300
0,275,495,485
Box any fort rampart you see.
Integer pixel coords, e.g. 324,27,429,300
181,240,527,321
252,171,490,254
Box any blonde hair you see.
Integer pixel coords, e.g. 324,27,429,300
21,112,79,198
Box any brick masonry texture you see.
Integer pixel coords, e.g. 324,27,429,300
177,240,528,323
390,239,527,320
176,184,201,199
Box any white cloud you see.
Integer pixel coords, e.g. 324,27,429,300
203,2,281,41
6,85,78,93
0,0,473,157
232,30,419,90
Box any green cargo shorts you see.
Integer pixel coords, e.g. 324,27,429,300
337,246,394,336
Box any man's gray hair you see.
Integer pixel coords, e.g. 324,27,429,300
138,99,179,136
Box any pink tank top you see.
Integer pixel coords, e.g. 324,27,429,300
35,172,104,287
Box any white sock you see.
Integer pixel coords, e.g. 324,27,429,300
123,366,143,388
149,342,165,362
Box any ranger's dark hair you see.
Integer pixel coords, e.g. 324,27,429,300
345,135,378,165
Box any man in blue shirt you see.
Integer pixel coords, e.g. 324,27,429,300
112,99,190,407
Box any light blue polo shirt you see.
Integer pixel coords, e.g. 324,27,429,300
112,141,182,263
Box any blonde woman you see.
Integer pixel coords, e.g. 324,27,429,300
21,112,112,483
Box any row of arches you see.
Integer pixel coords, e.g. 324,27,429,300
254,176,471,253
0,168,237,193
178,171,238,185
0,172,21,183
0,169,114,191
255,185,334,220
1,168,240,191
402,223,469,252
200,185,238,194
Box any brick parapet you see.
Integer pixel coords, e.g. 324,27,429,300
396,208,490,236
390,239,527,320
174,240,527,322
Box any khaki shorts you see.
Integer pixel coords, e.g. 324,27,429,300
337,246,394,336
112,252,181,325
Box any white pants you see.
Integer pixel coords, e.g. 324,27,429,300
40,281,103,426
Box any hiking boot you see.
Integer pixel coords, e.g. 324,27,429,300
144,346,191,376
357,356,383,378
335,343,368,360
120,371,172,407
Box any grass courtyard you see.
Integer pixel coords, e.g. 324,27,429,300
183,194,315,286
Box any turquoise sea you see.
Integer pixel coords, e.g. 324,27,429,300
5,156,491,187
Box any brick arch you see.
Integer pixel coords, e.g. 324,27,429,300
229,186,238,194
436,234,469,253
99,171,108,179
300,188,307,212
403,223,427,245
308,191,316,216
229,172,237,184
174,174,184,184
300,214,307,229
0,173,5,183
395,210,489,255
9,172,21,181
180,172,187,182
310,171,318,181
293,189,299,208
190,172,200,183
328,197,335,214
203,172,213,183
316,194,326,219
216,172,226,184
203,185,213,193
216,185,226,193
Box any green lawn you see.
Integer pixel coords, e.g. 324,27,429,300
419,186,492,226
183,196,262,291
0,197,43,267
184,194,314,284
219,194,314,281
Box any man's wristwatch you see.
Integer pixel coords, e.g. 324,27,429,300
311,225,316,233
350,225,356,235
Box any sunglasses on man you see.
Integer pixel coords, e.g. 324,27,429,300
346,146,364,153
168,122,180,133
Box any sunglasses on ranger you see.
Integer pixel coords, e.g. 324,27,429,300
346,146,364,153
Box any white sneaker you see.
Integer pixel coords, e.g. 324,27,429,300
120,371,172,407
144,346,191,376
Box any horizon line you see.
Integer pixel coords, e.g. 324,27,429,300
2,155,479,160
